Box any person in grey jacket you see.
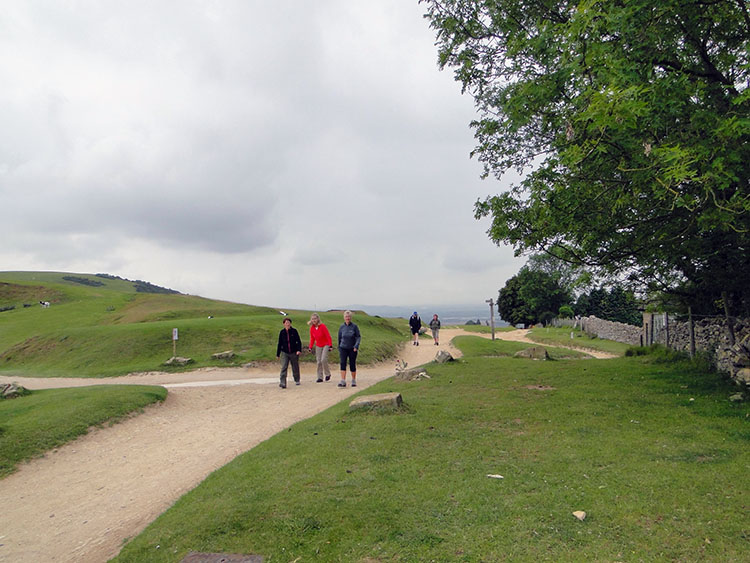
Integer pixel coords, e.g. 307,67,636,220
337,310,361,388
429,313,441,346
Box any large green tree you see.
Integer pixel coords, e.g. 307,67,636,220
422,0,750,315
498,267,571,326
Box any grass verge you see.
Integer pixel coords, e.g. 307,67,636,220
113,338,749,562
0,385,167,477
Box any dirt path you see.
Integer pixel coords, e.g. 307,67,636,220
0,328,613,562
474,328,618,359
0,330,465,563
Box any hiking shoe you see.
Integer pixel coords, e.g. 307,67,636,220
337,381,346,388
316,378,323,383
351,380,357,387
295,380,300,386
325,375,331,381
279,383,286,389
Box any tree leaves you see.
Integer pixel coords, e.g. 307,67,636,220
423,0,750,314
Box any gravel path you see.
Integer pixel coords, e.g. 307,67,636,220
0,330,464,562
0,328,612,562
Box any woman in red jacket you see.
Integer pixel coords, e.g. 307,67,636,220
308,313,333,382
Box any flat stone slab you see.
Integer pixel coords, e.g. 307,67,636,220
349,392,403,411
164,356,194,366
181,552,263,563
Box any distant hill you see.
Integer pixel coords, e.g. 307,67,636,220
0,272,406,378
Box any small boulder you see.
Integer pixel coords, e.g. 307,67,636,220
211,350,235,360
349,392,403,411
734,367,750,386
514,347,550,360
435,350,454,363
394,368,430,381
164,356,193,366
1,383,29,399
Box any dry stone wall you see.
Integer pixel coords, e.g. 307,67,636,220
653,316,750,388
577,314,749,389
578,316,642,346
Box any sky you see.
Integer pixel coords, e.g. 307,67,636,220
0,1,525,311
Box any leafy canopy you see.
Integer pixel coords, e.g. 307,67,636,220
422,0,750,315
498,266,570,326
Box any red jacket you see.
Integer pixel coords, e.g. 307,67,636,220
309,323,333,348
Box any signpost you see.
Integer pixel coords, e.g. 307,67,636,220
485,298,496,340
172,328,178,357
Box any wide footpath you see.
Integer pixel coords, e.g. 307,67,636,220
0,329,486,563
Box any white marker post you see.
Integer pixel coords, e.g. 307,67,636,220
172,328,178,357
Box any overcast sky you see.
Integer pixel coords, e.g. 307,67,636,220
0,1,525,311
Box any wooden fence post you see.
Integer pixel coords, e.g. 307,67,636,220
650,313,654,346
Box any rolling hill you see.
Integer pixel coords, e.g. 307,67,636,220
0,272,406,378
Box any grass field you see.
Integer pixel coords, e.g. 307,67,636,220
111,338,749,562
0,271,408,377
527,326,632,356
3,272,748,561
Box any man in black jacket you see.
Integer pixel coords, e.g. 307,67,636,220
409,312,422,346
276,317,302,388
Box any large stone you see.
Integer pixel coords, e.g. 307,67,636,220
734,368,750,386
349,392,403,411
394,368,430,381
514,346,550,360
164,356,193,366
1,383,29,399
211,350,235,360
435,350,454,363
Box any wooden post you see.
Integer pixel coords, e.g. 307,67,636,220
172,328,178,357
664,313,670,349
722,291,736,346
650,313,655,346
688,307,695,358
486,299,496,341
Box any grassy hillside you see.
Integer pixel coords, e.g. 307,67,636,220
0,272,407,378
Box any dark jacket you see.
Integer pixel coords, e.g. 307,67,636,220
338,322,361,350
277,327,302,356
409,315,422,331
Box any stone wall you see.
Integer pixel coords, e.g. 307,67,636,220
576,314,749,389
578,315,642,346
652,316,750,388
